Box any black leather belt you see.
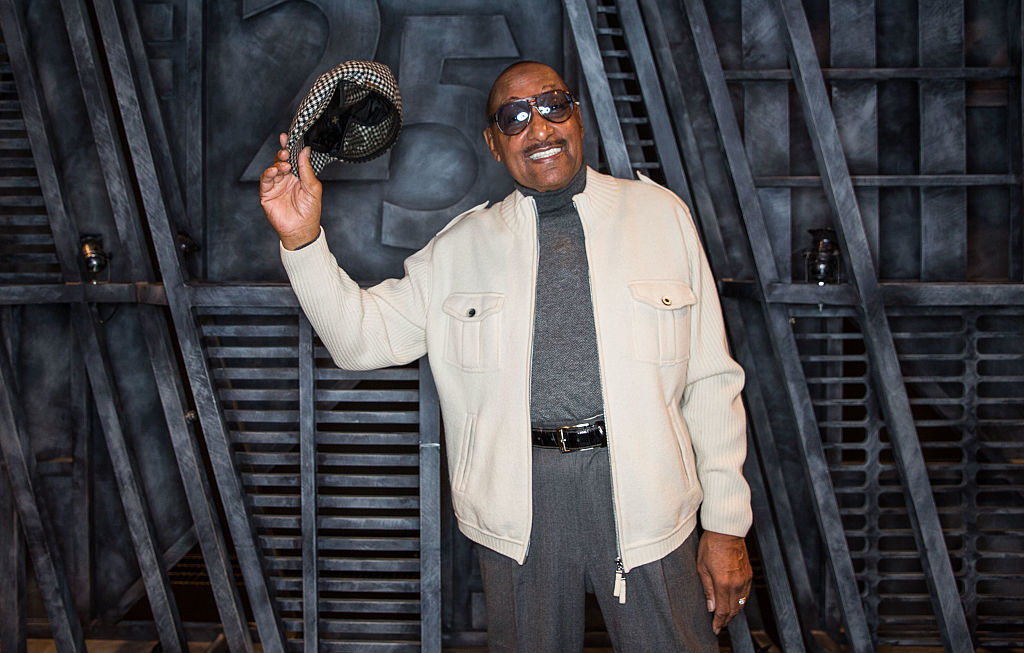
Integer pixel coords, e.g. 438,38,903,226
531,420,607,452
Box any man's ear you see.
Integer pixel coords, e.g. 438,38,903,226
482,126,501,163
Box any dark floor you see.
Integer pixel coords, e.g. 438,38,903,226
24,637,964,653
27,642,211,653
25,642,615,653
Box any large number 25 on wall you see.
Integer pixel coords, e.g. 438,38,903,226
239,0,382,182
381,15,519,249
240,2,519,251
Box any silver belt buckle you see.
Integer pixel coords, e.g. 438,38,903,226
557,422,594,453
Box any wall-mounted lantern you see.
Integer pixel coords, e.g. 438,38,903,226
80,234,109,283
803,228,841,285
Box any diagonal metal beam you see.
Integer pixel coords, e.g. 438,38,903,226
676,0,874,648
419,359,442,653
0,334,85,653
770,0,973,648
0,0,187,648
55,0,255,648
742,425,806,652
1011,0,1024,282
615,0,689,195
112,0,192,240
634,0,714,252
67,329,92,624
70,306,189,652
299,316,318,653
725,611,755,653
563,0,633,178
0,396,28,653
728,289,819,647
0,484,27,653
88,0,286,649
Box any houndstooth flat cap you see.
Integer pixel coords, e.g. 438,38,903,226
286,60,402,175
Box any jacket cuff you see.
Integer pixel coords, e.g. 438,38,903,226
280,226,326,259
698,480,753,538
280,227,337,287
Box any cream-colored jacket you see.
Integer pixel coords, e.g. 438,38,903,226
281,168,751,571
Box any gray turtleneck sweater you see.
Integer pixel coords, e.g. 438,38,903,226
516,165,604,425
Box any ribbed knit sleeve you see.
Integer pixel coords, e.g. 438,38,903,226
280,227,431,370
677,204,752,538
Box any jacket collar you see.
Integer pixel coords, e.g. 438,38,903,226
498,166,624,234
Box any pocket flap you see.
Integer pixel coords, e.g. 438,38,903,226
442,292,505,321
629,281,696,310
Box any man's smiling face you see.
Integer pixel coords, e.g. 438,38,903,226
483,63,584,192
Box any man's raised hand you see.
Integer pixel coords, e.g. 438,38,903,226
260,133,323,250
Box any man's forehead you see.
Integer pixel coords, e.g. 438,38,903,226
491,65,565,104
499,81,562,103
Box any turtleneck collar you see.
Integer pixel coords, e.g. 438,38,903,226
515,163,588,215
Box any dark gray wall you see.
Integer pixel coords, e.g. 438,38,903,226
0,0,1021,651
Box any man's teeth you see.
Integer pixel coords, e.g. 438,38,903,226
529,147,562,160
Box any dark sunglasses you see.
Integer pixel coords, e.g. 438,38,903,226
488,90,579,135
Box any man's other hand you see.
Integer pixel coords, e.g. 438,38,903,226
697,530,753,634
259,133,323,250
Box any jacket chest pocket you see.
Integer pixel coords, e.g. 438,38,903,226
629,281,696,365
442,292,505,372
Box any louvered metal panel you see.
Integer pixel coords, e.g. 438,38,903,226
198,307,426,651
199,307,301,647
793,306,1024,647
0,42,59,284
313,345,422,653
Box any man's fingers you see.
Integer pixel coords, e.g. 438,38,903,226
275,134,291,163
296,146,321,191
697,565,715,613
713,605,729,633
711,584,745,633
259,161,290,193
259,164,279,193
712,577,733,633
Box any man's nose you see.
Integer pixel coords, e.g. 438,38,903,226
524,106,553,138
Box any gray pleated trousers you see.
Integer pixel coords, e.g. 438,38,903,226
475,445,719,652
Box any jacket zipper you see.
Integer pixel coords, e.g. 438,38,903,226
522,196,540,562
575,197,627,604
614,557,626,604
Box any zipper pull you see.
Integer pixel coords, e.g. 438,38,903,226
613,558,626,604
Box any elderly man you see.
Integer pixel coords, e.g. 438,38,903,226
261,61,752,651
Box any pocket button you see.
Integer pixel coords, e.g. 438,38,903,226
467,308,476,317
661,296,672,306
